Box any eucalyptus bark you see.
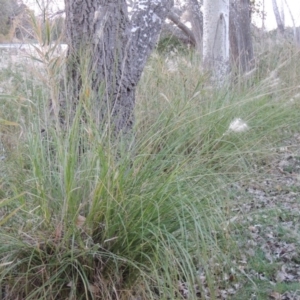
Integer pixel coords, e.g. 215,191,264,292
64,0,173,136
203,0,229,85
229,0,254,73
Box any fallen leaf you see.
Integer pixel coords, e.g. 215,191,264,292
67,281,74,287
275,270,286,283
89,284,99,294
269,291,282,299
248,226,257,233
76,215,86,228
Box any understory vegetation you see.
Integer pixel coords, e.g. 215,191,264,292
0,31,300,299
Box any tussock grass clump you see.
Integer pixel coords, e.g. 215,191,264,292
0,109,233,299
1,27,300,299
0,95,235,299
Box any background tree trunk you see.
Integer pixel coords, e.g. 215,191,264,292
229,0,254,73
187,0,203,54
64,0,173,136
262,0,265,30
272,0,284,35
203,0,229,85
283,0,300,46
279,0,284,29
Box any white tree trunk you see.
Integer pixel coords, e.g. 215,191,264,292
203,0,229,85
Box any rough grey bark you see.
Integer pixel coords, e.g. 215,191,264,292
229,0,254,73
64,0,174,136
186,0,203,54
272,0,284,35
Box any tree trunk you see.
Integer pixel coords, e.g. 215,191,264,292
203,0,229,85
279,0,284,29
229,0,254,73
272,0,284,35
262,0,265,30
64,0,173,137
187,0,203,54
283,0,300,46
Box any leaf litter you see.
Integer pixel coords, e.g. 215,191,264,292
173,133,300,300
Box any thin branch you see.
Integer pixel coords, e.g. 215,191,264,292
49,9,65,19
167,10,196,46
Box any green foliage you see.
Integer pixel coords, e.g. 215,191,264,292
156,34,188,55
49,16,65,42
30,13,65,44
